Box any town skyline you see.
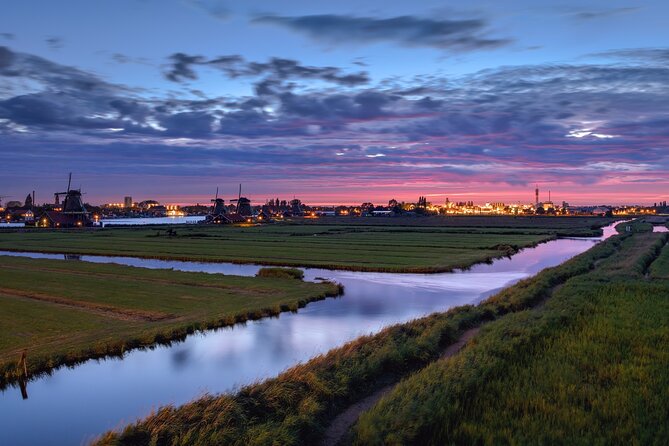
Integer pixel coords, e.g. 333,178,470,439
1,0,668,206
1,180,665,208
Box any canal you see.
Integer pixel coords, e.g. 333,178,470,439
0,222,621,445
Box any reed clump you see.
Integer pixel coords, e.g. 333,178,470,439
256,267,305,280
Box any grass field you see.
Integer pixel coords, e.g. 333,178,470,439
353,232,669,445
0,256,340,387
650,239,669,279
305,215,616,234
94,224,634,446
0,224,559,272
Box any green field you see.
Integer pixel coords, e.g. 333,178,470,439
95,224,651,446
0,256,340,387
306,215,616,234
0,223,563,273
353,232,669,445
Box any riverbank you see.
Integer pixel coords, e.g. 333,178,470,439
0,222,619,446
0,258,341,388
95,227,630,445
353,231,669,444
0,224,559,273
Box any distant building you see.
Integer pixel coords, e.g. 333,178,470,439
592,206,611,217
124,196,133,208
37,174,93,228
290,199,303,216
542,201,555,211
147,205,167,216
5,200,22,209
138,200,160,210
372,210,393,216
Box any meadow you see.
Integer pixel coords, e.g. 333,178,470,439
304,215,616,235
353,231,669,445
95,223,635,446
0,257,340,387
0,220,591,272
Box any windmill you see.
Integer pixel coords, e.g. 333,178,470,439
54,173,89,215
230,183,242,213
230,184,252,216
210,187,226,216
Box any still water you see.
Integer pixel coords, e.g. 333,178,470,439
100,216,206,226
0,216,207,228
0,224,619,446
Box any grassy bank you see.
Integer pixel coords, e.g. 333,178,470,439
95,228,626,445
0,224,556,273
0,256,341,388
352,232,669,445
650,240,669,279
305,216,616,236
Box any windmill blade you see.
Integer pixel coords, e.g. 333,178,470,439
67,173,72,192
237,183,242,213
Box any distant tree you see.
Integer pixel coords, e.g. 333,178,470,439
388,199,401,214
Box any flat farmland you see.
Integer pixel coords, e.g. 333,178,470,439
0,255,339,386
0,224,556,272
304,215,616,235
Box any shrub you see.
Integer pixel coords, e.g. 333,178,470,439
256,267,305,280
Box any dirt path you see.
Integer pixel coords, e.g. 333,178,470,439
320,327,480,446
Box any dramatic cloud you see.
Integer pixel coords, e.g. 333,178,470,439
164,53,205,82
1,45,668,204
594,48,669,64
253,14,512,51
164,52,370,86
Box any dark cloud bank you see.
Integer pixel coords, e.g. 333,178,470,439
254,14,511,50
0,43,668,193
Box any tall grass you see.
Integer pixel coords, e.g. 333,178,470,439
95,232,628,446
352,232,669,445
649,240,669,279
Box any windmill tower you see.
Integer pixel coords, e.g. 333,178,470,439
54,173,88,215
41,173,92,227
535,185,539,206
210,188,226,215
230,184,252,216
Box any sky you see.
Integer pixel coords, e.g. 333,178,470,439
0,0,668,206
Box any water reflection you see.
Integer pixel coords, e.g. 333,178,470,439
100,216,205,226
18,379,28,400
0,224,618,446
